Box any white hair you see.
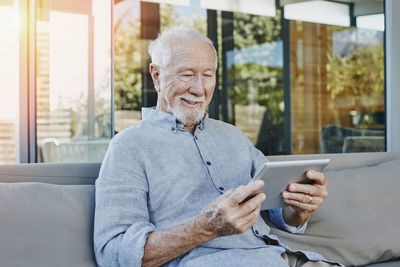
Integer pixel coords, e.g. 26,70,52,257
148,25,218,69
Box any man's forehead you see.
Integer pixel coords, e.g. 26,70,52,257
171,41,213,57
169,42,216,69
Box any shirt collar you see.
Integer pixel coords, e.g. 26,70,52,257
141,107,206,133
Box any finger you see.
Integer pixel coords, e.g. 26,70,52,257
283,199,318,213
282,191,321,205
235,206,261,233
239,192,265,215
306,170,326,185
232,180,264,204
287,183,319,196
222,188,236,198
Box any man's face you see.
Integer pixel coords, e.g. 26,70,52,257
152,41,216,125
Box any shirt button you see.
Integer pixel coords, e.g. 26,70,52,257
194,136,198,140
206,161,211,165
171,127,175,131
254,230,260,235
218,186,225,191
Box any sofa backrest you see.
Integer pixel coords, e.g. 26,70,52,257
0,162,100,184
1,152,399,186
268,151,400,170
0,163,100,267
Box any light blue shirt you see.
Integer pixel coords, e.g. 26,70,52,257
94,107,326,267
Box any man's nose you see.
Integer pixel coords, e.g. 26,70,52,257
188,75,205,96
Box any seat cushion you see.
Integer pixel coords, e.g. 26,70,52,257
267,158,400,266
0,182,96,267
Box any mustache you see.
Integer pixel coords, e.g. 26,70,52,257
178,93,205,103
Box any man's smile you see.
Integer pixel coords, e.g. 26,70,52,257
182,98,200,106
179,95,204,108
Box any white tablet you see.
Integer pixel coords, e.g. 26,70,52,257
251,159,330,210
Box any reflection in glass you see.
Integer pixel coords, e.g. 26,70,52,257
284,1,350,27
36,0,112,162
357,14,384,32
227,11,284,155
200,0,275,17
0,0,19,163
114,1,385,156
290,21,385,154
113,0,285,155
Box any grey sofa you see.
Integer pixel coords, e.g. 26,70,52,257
0,152,399,267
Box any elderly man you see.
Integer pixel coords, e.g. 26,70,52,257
94,25,338,267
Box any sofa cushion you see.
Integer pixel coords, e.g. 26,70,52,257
0,182,96,267
267,158,400,266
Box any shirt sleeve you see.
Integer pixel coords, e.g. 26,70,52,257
247,138,268,179
268,208,308,234
94,136,155,267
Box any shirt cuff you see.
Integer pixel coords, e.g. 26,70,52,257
268,208,308,234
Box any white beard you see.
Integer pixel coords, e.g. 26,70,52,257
171,93,205,125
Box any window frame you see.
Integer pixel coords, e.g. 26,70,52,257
18,0,35,163
385,0,400,152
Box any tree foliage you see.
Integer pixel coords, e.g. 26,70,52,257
114,4,143,110
231,10,284,126
326,43,384,112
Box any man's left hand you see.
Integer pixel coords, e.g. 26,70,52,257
281,170,328,227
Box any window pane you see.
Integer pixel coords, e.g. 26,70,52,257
114,1,285,155
114,0,385,155
0,0,19,163
36,0,112,162
290,21,385,154
229,11,284,155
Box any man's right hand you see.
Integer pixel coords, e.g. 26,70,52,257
194,180,266,238
142,180,265,267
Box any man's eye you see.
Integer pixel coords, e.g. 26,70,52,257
203,73,214,79
180,73,194,78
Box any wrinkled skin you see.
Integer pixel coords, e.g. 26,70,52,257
282,170,328,226
195,181,265,237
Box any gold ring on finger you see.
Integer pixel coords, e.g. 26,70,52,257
302,194,309,203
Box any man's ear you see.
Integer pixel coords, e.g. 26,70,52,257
149,64,160,92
